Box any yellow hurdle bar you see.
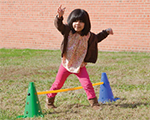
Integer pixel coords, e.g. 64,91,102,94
37,82,104,95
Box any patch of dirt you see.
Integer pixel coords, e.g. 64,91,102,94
0,66,57,80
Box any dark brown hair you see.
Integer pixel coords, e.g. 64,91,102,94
67,9,91,36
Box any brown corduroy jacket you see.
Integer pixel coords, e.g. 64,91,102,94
54,16,109,63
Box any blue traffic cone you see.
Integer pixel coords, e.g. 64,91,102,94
98,73,120,103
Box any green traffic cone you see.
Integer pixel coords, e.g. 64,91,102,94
17,82,44,118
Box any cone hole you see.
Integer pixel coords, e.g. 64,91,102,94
26,111,28,114
28,93,30,96
27,102,29,105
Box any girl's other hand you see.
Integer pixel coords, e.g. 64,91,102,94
57,5,66,18
106,28,114,35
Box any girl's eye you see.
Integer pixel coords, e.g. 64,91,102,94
74,20,83,23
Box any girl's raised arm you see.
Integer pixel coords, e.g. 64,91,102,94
57,5,66,18
54,5,67,35
96,28,113,42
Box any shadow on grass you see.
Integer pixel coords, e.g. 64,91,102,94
42,101,149,116
116,98,149,108
43,103,90,115
100,98,149,109
117,102,149,108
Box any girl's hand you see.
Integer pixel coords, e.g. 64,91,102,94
106,28,114,35
57,5,66,18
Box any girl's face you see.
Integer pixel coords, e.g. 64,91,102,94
72,20,85,33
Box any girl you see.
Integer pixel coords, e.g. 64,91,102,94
46,5,113,110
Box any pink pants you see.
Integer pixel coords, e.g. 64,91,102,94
47,64,96,100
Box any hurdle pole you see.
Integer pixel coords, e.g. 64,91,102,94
37,82,104,95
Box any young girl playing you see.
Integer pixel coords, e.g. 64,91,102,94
46,5,113,110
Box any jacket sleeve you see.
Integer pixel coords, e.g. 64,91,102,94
96,30,109,43
54,15,66,35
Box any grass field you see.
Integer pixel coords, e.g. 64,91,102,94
0,49,150,120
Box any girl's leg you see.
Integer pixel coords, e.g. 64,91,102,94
75,66,96,100
47,64,71,98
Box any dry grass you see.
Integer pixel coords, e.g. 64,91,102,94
0,49,150,120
